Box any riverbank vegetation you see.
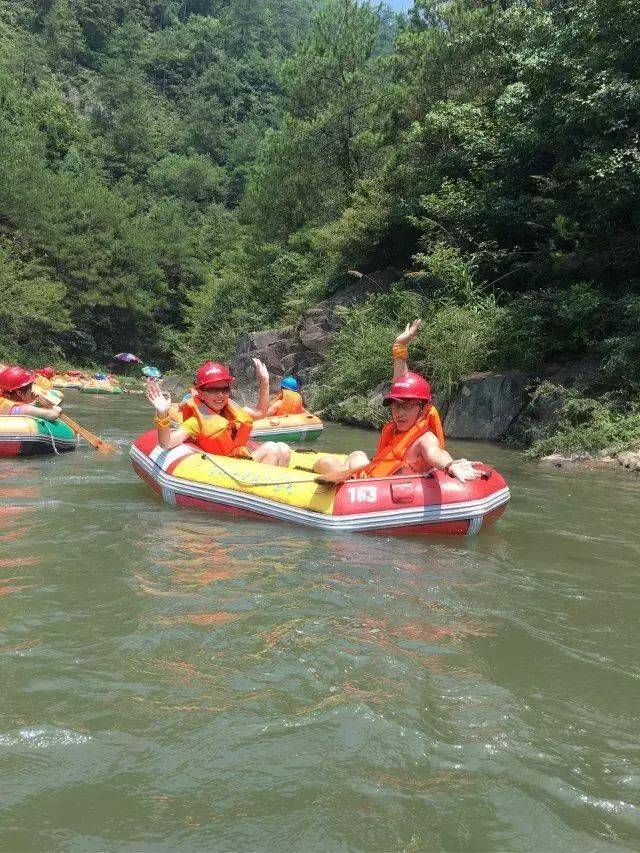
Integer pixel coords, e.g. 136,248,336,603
1,0,639,453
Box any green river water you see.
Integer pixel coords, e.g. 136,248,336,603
0,393,638,852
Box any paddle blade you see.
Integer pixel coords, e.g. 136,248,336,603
62,417,118,453
94,438,119,453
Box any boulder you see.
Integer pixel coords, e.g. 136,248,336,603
297,307,342,355
162,374,188,398
294,268,402,359
616,449,640,472
508,382,567,447
542,358,604,393
444,371,530,440
538,453,588,469
230,339,293,380
236,328,293,355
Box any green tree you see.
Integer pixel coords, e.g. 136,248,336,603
43,0,85,66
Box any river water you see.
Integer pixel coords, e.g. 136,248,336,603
0,393,638,852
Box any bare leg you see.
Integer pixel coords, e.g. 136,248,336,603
252,441,292,468
274,442,292,467
313,450,370,475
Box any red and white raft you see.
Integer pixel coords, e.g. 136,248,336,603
131,430,509,536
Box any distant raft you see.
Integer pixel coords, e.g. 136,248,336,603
80,383,123,395
250,412,323,443
131,430,509,536
0,416,77,457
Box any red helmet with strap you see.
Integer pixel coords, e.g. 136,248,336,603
384,371,432,405
0,365,36,393
194,361,234,389
36,366,55,379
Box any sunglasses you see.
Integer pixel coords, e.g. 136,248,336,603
390,399,422,411
200,385,231,394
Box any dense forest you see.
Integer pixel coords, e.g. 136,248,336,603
1,0,640,448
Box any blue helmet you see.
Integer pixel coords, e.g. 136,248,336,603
281,376,299,391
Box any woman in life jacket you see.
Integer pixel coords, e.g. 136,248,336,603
0,365,62,421
267,376,305,416
313,320,481,483
145,357,292,467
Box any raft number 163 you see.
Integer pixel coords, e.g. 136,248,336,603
347,485,377,503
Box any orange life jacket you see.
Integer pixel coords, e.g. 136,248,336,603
270,388,304,415
180,392,254,458
0,396,15,416
360,406,445,478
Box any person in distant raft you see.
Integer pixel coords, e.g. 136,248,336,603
267,376,305,416
34,366,56,390
146,357,292,467
313,320,481,483
0,365,62,421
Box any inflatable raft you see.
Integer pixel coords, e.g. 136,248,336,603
131,431,509,536
0,417,77,457
80,383,123,395
250,412,323,444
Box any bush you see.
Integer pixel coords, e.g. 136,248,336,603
527,392,640,457
419,297,507,400
314,286,506,414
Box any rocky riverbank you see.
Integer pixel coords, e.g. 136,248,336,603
165,268,640,473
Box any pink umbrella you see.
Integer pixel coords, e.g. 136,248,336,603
114,352,142,363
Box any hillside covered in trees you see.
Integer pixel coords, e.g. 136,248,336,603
1,0,640,451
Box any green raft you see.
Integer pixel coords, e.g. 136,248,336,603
0,416,77,457
80,385,123,395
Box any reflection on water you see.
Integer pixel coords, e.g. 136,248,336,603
0,394,639,851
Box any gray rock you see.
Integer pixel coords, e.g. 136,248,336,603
617,450,640,472
539,454,572,468
508,382,567,446
297,308,343,354
162,374,188,398
538,453,589,468
542,358,604,393
231,334,299,380
444,371,530,440
236,329,293,355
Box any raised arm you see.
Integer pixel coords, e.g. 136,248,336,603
243,358,270,419
392,319,421,381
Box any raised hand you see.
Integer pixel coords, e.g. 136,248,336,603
395,319,421,347
253,357,269,383
145,381,171,416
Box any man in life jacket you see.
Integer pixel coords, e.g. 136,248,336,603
0,365,62,421
267,376,305,416
313,320,481,483
145,357,292,467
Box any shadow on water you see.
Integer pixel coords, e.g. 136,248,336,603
0,394,638,850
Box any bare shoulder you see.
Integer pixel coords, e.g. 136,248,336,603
414,431,439,450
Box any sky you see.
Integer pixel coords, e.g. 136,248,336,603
386,0,412,9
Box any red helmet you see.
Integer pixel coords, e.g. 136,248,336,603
194,361,234,389
36,366,55,379
0,365,36,393
384,371,432,405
